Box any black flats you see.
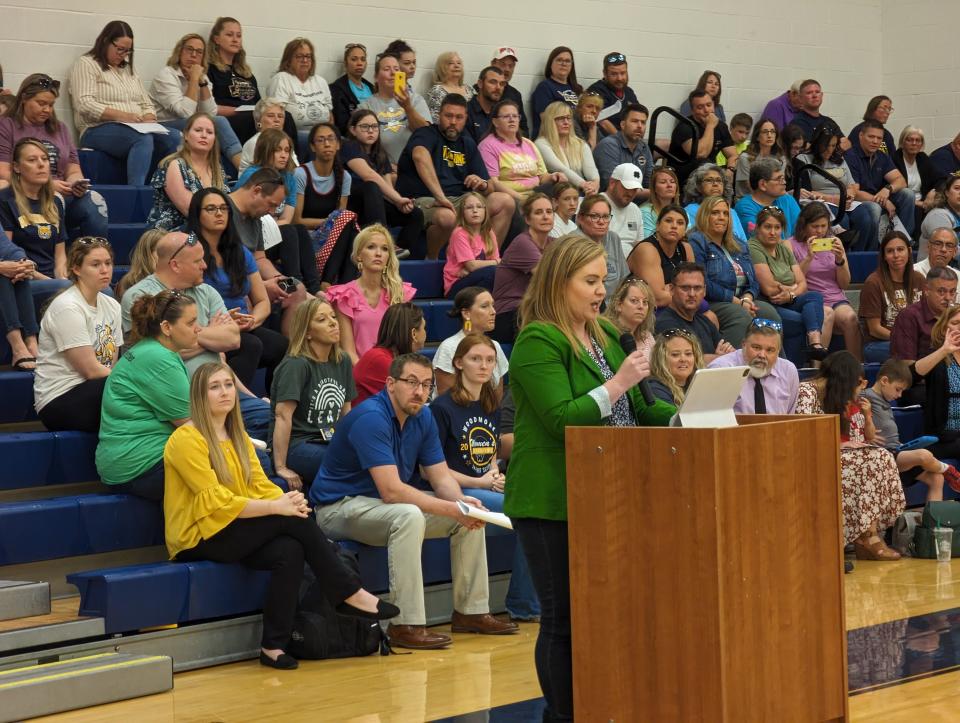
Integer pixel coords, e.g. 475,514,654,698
336,598,401,621
260,651,299,670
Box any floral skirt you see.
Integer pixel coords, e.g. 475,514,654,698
840,446,906,544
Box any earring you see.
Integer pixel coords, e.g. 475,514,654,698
357,261,363,273
464,318,473,333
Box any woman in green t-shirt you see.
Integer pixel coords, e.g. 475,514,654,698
748,206,830,361
96,290,199,500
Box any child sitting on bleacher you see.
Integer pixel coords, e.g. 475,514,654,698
442,191,499,297
861,358,960,499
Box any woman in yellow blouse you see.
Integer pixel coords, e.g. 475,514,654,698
164,361,398,670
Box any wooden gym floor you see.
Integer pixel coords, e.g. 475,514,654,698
32,557,960,722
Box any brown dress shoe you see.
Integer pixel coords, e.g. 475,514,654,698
450,611,519,635
386,624,452,650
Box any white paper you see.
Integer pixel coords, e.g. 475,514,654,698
597,99,622,122
456,500,513,529
260,215,283,251
234,105,257,112
121,122,170,135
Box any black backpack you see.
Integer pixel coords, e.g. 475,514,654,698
286,546,392,660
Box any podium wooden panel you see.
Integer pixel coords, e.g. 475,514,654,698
566,415,848,722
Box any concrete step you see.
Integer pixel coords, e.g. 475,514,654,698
0,652,172,722
0,580,50,621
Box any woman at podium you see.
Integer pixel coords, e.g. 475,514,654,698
504,235,675,720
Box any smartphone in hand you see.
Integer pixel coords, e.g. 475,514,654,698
393,70,407,97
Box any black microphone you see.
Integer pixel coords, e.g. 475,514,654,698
619,332,657,407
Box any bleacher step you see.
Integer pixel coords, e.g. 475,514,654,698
0,580,50,621
0,652,172,722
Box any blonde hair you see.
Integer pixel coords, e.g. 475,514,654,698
604,276,655,343
279,37,315,76
351,224,405,303
11,139,59,231
519,234,606,351
695,196,739,254
650,331,704,405
931,305,960,353
117,228,164,298
159,113,224,189
454,191,496,257
577,93,603,113
538,101,584,172
433,51,463,85
649,166,681,213
207,17,252,76
167,33,205,68
189,362,252,490
286,298,342,363
252,128,294,173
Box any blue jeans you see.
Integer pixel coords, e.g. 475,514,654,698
863,341,891,364
64,190,109,238
160,117,242,173
842,202,882,251
463,487,541,619
239,391,271,440
80,123,182,186
286,440,328,488
772,290,825,335
448,264,497,298
0,277,38,336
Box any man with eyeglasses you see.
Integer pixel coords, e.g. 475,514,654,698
891,266,960,365
397,94,515,258
594,103,653,198
915,228,960,296
586,52,639,139
311,352,518,649
484,47,528,135
669,90,738,187
708,320,798,414
465,66,505,143
654,262,736,363
733,157,801,238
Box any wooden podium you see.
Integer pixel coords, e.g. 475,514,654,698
566,415,848,722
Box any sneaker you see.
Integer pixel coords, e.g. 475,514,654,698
944,465,960,493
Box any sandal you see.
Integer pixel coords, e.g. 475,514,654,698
11,356,36,371
854,537,901,561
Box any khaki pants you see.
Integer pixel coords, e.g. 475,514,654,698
315,495,489,625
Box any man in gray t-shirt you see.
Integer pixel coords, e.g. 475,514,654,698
359,53,430,164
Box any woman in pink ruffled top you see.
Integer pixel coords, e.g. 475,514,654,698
325,223,416,363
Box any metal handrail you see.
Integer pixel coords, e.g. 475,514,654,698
647,106,698,166
793,162,847,225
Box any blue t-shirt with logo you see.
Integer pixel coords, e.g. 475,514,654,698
0,187,66,276
430,393,500,477
396,124,489,199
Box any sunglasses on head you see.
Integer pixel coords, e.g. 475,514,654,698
604,53,626,65
28,76,60,93
344,42,366,52
74,236,111,248
170,233,200,261
749,318,783,333
660,328,695,341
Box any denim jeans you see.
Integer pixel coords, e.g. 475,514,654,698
772,290,825,335
0,277,38,336
63,190,109,238
462,487,541,619
80,123,182,186
863,341,891,364
286,440,328,489
240,391,271,440
843,202,883,251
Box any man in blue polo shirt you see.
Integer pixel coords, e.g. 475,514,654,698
844,119,915,245
929,132,960,188
593,103,653,199
733,157,801,238
311,353,518,650
396,93,515,257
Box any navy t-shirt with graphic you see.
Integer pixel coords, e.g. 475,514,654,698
430,392,500,477
396,124,489,199
0,187,66,276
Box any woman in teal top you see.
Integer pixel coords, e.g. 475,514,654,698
503,235,675,721
96,290,200,500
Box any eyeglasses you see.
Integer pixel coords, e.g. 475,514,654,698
554,116,572,123
749,318,783,333
929,240,959,250
312,135,338,145
28,76,61,92
111,41,134,56
182,46,204,57
582,213,612,222
201,204,230,215
392,376,434,393
604,53,626,65
294,53,313,61
554,57,573,65
355,123,379,131
74,236,111,248
170,232,200,261
495,114,520,120
344,43,367,52
759,128,777,135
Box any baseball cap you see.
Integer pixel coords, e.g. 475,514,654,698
610,163,643,190
493,47,518,61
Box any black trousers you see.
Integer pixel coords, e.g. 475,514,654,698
348,180,426,259
38,377,108,433
226,327,288,390
268,224,322,294
177,515,361,649
513,517,573,722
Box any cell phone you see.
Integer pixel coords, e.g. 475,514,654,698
277,277,299,294
393,70,407,97
810,238,833,252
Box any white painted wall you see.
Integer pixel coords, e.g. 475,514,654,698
881,0,959,151
1,0,885,142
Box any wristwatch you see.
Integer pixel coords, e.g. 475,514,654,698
198,80,209,88
835,257,846,266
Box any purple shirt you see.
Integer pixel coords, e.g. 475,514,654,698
890,298,938,361
762,92,797,131
789,237,850,307
0,118,79,180
707,349,799,414
493,232,550,314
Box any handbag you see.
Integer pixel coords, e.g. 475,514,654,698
913,501,960,558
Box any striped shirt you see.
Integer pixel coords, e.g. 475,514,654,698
68,54,155,137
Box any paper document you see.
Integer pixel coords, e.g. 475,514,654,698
122,122,169,134
234,105,257,112
456,500,513,529
596,100,621,122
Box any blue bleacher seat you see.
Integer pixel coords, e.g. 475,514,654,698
399,260,444,299
863,362,882,386
0,371,37,423
95,185,153,224
420,300,459,342
0,433,56,490
108,223,149,265
848,252,878,284
79,149,126,185
893,407,923,445
51,432,99,485
182,561,270,621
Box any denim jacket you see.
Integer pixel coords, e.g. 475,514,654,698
688,231,759,303
0,222,27,262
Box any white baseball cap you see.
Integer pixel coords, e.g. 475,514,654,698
493,46,518,61
610,163,643,190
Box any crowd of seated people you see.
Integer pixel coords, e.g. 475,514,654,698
9,23,960,681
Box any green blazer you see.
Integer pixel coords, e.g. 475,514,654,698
503,318,676,522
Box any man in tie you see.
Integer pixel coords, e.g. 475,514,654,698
708,319,799,414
